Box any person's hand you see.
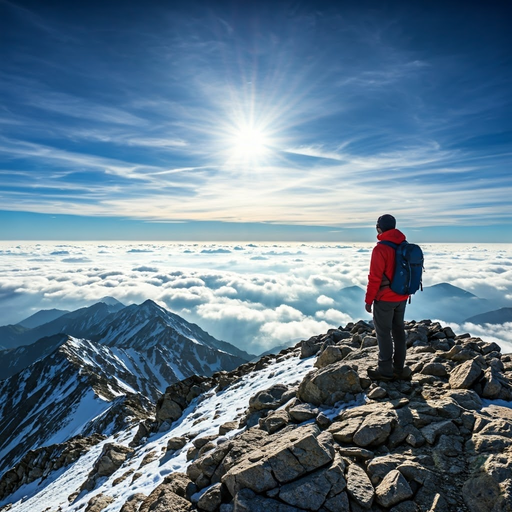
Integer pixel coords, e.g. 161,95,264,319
365,303,372,314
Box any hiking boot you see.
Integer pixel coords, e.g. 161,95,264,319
393,366,412,381
367,367,393,381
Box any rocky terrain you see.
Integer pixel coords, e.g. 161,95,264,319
1,319,512,512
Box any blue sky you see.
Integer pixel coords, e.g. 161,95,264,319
0,0,511,241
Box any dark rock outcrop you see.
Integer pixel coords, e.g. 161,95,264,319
0,434,105,501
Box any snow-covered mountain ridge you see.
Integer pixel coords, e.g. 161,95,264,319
1,319,511,512
0,300,252,481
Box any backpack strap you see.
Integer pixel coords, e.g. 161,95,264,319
378,240,399,249
377,240,398,286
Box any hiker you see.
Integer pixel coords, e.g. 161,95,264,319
365,214,411,381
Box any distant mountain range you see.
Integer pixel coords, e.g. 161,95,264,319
259,282,510,355
330,282,509,325
465,307,512,325
16,308,70,329
0,299,253,475
0,299,125,350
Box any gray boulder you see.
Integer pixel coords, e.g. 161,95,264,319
346,463,374,509
314,346,344,368
297,363,362,406
249,384,290,412
222,425,334,497
352,411,397,447
278,453,346,510
449,359,483,390
233,488,304,512
375,469,413,508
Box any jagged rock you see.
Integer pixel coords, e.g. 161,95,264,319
249,384,290,412
396,462,433,485
389,500,418,512
222,425,334,496
297,363,362,406
218,428,270,475
421,420,459,445
187,441,232,487
375,469,413,507
216,372,238,391
420,362,449,377
366,455,409,485
337,447,374,460
167,437,188,451
301,337,322,359
463,448,512,512
6,319,512,512
0,434,105,501
352,411,397,447
139,451,159,467
156,398,183,424
260,410,290,434
314,346,344,368
278,454,346,510
449,359,483,389
193,435,219,450
138,473,196,512
233,488,301,512
82,443,134,491
482,367,503,398
346,463,374,509
324,491,350,511
367,386,387,399
85,493,115,512
219,421,239,435
113,469,135,486
156,375,212,426
350,320,373,334
119,493,147,512
288,403,319,422
130,419,153,447
443,327,456,338
315,412,332,429
361,336,378,348
197,483,224,511
331,329,352,342
329,417,364,443
445,389,483,410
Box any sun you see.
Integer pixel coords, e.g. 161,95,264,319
229,124,271,161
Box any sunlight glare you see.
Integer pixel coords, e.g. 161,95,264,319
230,124,271,160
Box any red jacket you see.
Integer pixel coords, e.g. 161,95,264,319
365,229,410,304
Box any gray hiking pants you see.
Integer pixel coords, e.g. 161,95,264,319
373,300,407,376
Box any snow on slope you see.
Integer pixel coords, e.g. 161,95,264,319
0,351,360,512
0,336,157,476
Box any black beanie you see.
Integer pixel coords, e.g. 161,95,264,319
377,214,396,232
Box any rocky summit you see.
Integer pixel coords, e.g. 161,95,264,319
1,319,512,512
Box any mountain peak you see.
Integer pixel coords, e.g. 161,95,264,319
428,282,478,298
140,298,164,310
96,296,124,307
16,309,70,329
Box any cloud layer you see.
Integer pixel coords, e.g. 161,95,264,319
1,242,511,354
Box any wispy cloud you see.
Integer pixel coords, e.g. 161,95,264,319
0,2,510,237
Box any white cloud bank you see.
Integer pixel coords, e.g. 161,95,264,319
0,242,511,354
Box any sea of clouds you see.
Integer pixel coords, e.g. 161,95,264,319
1,242,511,354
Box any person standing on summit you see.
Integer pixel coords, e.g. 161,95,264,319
365,214,410,381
